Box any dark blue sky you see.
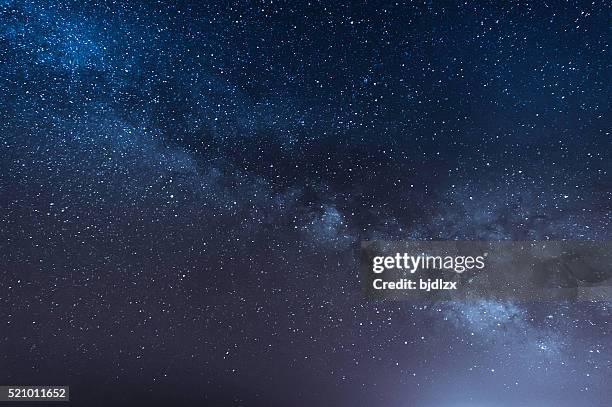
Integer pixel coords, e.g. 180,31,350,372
1,1,610,406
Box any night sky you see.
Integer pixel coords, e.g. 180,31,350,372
1,1,610,406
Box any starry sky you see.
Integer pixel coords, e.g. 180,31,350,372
0,0,610,406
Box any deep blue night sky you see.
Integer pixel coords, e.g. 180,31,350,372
0,1,610,406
